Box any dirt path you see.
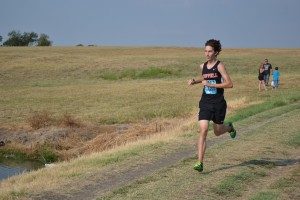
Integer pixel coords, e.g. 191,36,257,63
31,105,299,200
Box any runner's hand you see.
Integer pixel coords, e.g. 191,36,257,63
188,79,195,85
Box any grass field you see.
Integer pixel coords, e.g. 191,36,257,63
1,47,299,127
0,47,299,199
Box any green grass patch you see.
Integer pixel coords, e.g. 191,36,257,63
286,134,300,147
0,148,33,161
100,67,175,80
213,169,267,197
249,191,280,200
0,151,25,160
38,144,59,163
100,69,138,80
9,189,28,198
227,95,300,123
270,167,300,191
271,177,294,189
138,67,173,79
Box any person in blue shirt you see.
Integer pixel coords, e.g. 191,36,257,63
272,67,280,89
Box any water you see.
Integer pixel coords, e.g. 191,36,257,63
0,159,44,181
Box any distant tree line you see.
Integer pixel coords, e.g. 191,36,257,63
0,30,52,46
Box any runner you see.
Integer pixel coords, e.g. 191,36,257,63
188,39,236,172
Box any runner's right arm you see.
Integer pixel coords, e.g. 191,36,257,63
188,64,204,86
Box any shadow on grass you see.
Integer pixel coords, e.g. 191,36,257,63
201,158,300,175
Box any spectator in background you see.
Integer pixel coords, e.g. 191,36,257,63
263,58,273,86
258,64,267,91
272,67,280,89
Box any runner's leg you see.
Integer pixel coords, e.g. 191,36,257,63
198,120,209,163
213,123,231,136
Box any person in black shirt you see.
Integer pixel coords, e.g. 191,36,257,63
262,58,273,86
188,39,236,172
258,64,267,91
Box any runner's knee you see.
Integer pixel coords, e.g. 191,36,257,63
213,126,223,136
214,129,222,136
200,129,208,137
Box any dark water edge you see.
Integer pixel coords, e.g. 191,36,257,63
0,159,44,181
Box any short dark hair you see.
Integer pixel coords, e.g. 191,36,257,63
205,39,222,56
275,67,279,70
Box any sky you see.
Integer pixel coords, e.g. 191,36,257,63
1,0,300,48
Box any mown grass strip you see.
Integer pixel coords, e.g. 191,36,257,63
213,169,268,197
226,94,300,123
286,134,300,147
270,167,300,197
249,191,280,200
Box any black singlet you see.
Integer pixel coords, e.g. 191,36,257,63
200,61,225,104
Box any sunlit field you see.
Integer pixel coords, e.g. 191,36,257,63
1,47,299,128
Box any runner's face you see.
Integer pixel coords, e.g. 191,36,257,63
204,45,216,61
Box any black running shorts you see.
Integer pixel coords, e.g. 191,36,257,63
198,100,227,124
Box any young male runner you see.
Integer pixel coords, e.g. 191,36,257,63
188,39,236,172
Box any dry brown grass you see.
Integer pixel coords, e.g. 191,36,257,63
60,113,81,128
27,110,53,129
0,115,191,200
27,111,81,129
227,97,263,111
2,116,184,161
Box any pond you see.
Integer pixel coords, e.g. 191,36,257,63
0,158,44,181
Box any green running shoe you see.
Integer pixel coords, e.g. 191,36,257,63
229,122,236,138
193,161,203,172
